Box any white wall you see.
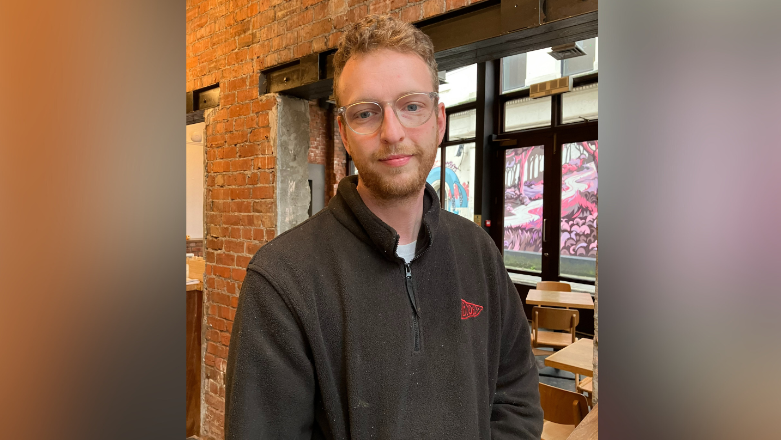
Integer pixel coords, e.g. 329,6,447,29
186,123,205,239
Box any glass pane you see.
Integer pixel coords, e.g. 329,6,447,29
426,146,443,203
505,96,551,131
438,64,477,108
559,140,598,281
562,37,598,78
503,145,545,273
443,143,476,220
502,47,562,94
448,109,476,141
562,83,598,124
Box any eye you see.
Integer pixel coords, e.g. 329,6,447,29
357,111,374,119
405,103,419,112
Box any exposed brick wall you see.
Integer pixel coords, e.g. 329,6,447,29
186,239,204,257
331,114,347,201
308,100,328,166
199,93,277,438
187,1,482,438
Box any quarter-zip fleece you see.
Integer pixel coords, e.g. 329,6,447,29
225,175,543,439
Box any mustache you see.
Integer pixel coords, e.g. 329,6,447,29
372,145,419,160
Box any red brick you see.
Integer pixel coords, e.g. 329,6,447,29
230,188,252,199
207,238,224,250
238,143,259,157
213,265,232,278
207,329,220,342
253,200,274,213
258,171,274,184
246,241,263,255
237,88,256,103
252,186,274,199
266,229,276,241
223,214,241,226
251,9,275,29
229,103,252,118
422,0,444,18
231,296,240,308
220,332,231,346
249,127,271,142
232,268,247,282
231,158,253,171
207,316,227,331
446,0,468,11
231,200,253,213
224,239,246,253
215,253,236,267
401,5,421,22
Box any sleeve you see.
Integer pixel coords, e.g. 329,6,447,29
224,268,316,440
489,270,544,439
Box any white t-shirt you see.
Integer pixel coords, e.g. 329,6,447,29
396,241,417,264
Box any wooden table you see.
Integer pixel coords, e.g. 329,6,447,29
545,338,594,377
526,289,594,309
567,403,598,440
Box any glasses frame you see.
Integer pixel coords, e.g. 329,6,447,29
336,92,440,135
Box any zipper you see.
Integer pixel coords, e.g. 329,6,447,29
396,222,433,353
404,262,421,352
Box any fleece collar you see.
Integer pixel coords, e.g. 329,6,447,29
328,175,440,263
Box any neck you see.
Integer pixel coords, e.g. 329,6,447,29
356,181,424,246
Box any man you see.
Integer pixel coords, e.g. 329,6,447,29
225,15,543,439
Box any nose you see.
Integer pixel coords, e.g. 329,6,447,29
379,103,405,145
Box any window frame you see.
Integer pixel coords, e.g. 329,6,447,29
493,71,599,284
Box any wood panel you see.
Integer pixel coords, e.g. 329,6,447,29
186,289,203,438
567,403,598,440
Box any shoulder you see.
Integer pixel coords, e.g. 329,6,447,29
247,208,338,276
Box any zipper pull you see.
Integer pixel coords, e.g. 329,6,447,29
405,263,412,278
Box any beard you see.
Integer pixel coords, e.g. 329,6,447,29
353,138,438,202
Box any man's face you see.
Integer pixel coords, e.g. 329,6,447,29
337,49,447,201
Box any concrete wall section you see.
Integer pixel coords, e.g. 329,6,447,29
274,95,311,234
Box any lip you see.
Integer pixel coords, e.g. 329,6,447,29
378,154,412,167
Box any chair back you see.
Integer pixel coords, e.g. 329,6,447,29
536,281,572,292
533,307,579,331
539,383,589,425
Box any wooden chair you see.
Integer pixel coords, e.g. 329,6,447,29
539,383,590,440
536,281,572,292
531,306,579,350
575,375,593,407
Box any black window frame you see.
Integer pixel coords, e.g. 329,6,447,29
436,41,599,286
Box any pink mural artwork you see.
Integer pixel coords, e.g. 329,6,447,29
504,146,545,253
560,141,598,258
503,141,598,260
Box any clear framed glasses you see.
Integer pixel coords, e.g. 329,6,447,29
337,92,439,135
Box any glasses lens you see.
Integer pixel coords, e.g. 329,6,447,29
395,94,435,128
345,102,383,134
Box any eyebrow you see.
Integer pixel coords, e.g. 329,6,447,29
346,91,431,105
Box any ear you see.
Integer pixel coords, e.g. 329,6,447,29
337,115,352,156
435,101,446,146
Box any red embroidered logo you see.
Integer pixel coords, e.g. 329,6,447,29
461,299,483,320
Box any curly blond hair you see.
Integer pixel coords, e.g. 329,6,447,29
333,15,439,106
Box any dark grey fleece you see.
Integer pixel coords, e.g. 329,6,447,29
225,175,543,439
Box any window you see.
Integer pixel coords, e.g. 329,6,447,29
427,64,479,222
438,64,477,108
503,145,545,273
560,141,598,280
493,37,598,284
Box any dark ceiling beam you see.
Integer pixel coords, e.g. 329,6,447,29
256,0,597,100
